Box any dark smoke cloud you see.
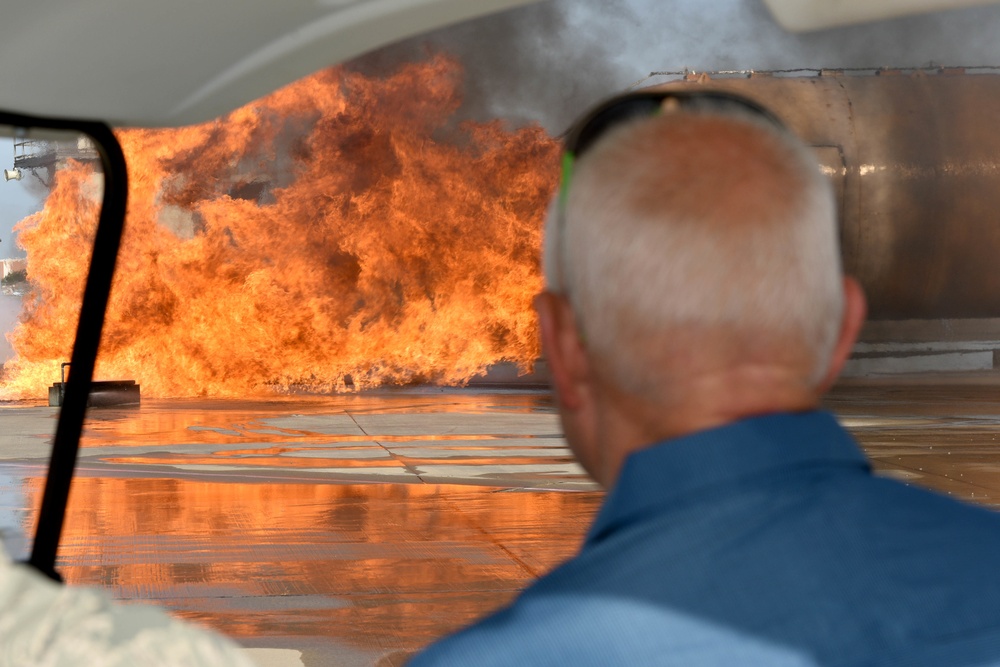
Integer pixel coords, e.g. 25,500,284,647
348,0,1000,133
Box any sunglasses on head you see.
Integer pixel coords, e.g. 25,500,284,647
560,89,785,203
551,89,786,293
564,89,783,158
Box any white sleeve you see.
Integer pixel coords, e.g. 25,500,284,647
0,558,255,667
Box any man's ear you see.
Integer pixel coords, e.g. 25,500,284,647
534,291,591,411
816,276,867,393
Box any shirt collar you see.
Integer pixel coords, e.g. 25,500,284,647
586,410,870,544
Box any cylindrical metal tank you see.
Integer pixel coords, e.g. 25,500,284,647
654,68,1000,320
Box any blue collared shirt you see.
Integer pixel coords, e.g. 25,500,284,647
411,411,1000,666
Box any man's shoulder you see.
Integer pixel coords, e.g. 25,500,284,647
833,468,1000,566
410,462,1000,667
410,592,818,667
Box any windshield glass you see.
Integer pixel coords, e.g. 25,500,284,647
4,1,1000,664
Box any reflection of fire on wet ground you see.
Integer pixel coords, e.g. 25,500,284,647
2,391,600,661
55,478,600,655
68,393,593,489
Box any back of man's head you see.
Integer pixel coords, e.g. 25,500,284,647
544,104,845,405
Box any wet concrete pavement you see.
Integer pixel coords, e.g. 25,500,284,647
0,390,600,666
3,381,1000,664
826,379,1000,508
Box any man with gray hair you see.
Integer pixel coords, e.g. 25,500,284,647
410,90,1000,666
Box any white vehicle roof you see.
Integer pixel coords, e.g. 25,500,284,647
0,0,995,127
0,0,537,127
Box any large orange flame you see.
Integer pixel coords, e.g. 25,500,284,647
2,55,560,398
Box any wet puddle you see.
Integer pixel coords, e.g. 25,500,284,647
0,390,601,663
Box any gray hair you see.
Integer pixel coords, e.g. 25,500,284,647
543,109,844,397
